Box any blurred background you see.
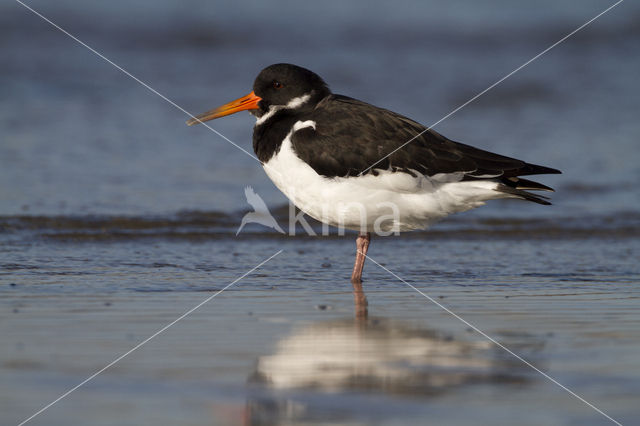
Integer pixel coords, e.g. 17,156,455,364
2,1,639,425
1,0,638,217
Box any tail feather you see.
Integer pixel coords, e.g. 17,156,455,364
505,177,555,192
496,161,560,205
506,162,562,178
497,183,552,205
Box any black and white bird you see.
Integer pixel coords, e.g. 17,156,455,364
187,63,560,283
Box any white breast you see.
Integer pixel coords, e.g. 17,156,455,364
262,120,506,233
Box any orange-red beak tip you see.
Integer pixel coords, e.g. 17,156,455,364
186,91,261,126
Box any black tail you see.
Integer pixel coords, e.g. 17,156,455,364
497,162,561,205
497,183,552,205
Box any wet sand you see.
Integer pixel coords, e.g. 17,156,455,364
1,231,639,425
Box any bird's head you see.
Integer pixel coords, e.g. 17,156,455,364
186,63,330,126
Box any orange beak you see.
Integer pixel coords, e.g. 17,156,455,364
186,91,262,126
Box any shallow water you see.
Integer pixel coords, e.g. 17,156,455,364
2,1,640,425
2,217,639,425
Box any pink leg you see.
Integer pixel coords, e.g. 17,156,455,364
350,232,371,283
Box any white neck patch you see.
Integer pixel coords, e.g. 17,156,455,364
285,93,311,109
292,120,316,132
255,93,312,126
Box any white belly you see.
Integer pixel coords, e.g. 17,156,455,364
262,121,505,233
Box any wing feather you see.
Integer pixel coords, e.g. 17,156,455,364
291,95,560,183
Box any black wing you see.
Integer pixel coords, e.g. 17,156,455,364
291,95,560,204
293,95,560,178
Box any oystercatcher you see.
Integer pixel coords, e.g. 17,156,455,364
187,63,560,283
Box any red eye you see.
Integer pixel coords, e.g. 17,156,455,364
272,81,283,89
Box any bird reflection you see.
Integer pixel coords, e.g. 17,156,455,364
252,317,528,394
242,301,539,424
234,281,545,425
351,280,368,320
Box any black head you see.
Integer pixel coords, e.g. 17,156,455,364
253,64,330,111
186,63,330,126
